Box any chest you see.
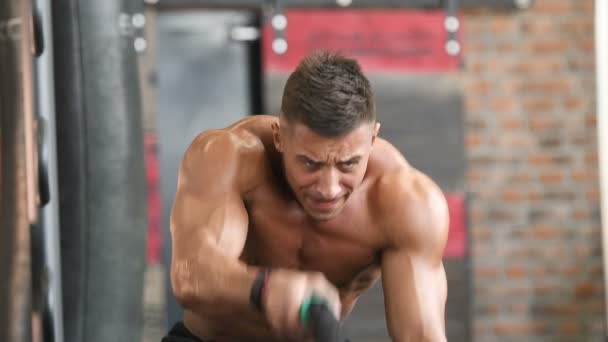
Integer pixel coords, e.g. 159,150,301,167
241,186,382,289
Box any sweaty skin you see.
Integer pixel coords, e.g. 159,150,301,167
170,115,449,342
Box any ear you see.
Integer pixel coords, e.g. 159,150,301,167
371,122,381,144
271,121,283,152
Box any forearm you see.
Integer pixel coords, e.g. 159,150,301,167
171,243,260,316
391,328,447,342
382,251,448,342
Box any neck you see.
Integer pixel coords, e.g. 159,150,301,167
269,153,298,201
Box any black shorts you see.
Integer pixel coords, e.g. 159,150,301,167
161,321,214,342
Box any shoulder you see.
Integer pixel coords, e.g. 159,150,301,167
179,116,273,193
371,165,449,257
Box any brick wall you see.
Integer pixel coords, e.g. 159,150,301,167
458,1,603,340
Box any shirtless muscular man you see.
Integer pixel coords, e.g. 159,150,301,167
163,51,449,342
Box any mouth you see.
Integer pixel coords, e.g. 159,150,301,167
307,196,343,212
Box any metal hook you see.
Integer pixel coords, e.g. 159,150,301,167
272,0,287,55
444,0,460,57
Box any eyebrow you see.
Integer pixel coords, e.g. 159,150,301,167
339,156,362,163
296,154,321,162
296,155,362,163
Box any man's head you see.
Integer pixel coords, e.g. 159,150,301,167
272,51,379,221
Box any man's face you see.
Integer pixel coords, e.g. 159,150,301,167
272,117,379,221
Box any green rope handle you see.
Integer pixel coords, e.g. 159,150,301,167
300,294,329,328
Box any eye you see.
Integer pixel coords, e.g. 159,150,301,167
302,159,320,170
339,160,359,170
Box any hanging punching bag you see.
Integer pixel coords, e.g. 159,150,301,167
51,0,148,341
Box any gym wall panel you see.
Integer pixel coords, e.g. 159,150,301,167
156,10,259,327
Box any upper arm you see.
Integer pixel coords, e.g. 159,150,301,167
170,132,250,286
379,169,449,342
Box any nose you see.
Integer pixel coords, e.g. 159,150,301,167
315,168,342,200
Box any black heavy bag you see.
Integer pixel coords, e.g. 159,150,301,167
51,0,148,341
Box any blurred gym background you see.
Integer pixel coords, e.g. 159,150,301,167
1,0,605,341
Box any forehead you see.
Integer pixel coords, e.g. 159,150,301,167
286,121,373,156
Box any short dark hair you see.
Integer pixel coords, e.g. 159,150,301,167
280,51,375,137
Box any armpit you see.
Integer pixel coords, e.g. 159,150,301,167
337,265,381,293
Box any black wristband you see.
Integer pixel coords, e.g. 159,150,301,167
250,269,269,312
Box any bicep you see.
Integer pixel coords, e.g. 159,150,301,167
170,133,250,262
171,188,248,259
382,249,447,342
